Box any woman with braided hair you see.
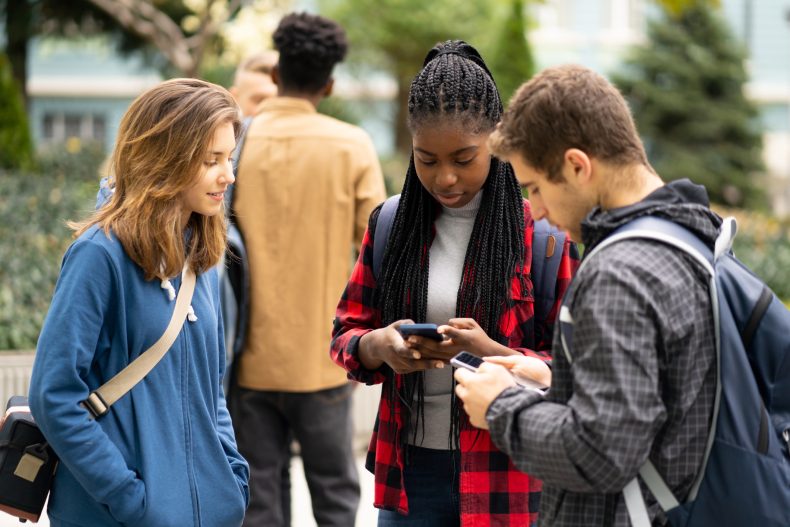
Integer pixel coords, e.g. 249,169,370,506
331,40,579,526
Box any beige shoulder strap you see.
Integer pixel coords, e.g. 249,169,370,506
82,263,197,419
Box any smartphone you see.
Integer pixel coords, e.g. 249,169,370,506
450,351,548,393
450,351,483,372
398,323,444,341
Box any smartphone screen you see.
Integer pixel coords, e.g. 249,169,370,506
398,323,443,341
450,351,483,371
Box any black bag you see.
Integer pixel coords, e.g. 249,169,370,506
0,396,58,523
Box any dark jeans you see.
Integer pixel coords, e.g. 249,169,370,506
231,384,360,527
227,380,291,526
377,445,461,527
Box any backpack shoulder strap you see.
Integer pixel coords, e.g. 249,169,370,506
581,216,714,276
372,194,400,280
577,216,722,527
531,219,566,323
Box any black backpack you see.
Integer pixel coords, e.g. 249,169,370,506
219,116,253,383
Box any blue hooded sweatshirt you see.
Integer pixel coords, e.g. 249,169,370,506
29,225,249,526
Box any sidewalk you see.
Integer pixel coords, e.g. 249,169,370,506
0,454,376,527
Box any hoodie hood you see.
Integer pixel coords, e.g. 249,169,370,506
581,179,722,254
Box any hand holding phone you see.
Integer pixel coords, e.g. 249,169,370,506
450,352,547,393
397,323,444,342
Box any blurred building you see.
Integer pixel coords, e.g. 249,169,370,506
27,36,162,153
15,1,790,214
529,0,790,215
724,0,790,215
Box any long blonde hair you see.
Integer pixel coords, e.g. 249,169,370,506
72,78,241,281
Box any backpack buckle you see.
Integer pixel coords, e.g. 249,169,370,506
82,392,109,419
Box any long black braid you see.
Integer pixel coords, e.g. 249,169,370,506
375,40,526,453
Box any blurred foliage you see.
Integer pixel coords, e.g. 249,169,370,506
656,0,720,17
199,60,237,90
0,52,33,170
379,152,409,197
713,206,790,302
488,0,535,106
317,96,362,126
0,142,103,350
1,0,255,91
319,0,495,154
612,1,766,210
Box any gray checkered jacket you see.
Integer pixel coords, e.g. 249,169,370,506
487,180,721,526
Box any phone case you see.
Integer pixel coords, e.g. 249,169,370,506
397,323,443,341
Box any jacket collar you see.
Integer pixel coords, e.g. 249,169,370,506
581,178,722,254
255,96,317,115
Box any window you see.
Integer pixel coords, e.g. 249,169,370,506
64,114,82,139
92,115,106,142
39,112,108,146
605,0,646,34
42,114,55,140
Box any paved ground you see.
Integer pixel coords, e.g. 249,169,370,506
0,454,376,527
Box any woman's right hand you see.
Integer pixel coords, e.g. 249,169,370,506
358,319,445,374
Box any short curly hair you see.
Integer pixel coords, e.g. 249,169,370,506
272,12,348,93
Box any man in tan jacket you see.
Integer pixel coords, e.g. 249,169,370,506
231,12,386,527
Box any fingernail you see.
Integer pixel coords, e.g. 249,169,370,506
413,352,421,359
435,362,444,368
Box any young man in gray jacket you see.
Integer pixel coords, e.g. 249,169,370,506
454,65,720,526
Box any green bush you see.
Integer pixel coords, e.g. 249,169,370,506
0,143,103,350
0,52,33,170
715,206,790,302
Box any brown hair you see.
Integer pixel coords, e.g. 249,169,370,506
72,78,241,281
489,64,649,181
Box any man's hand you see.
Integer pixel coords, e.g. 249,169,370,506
484,355,552,388
454,362,516,430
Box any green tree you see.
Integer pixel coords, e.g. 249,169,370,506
0,0,264,101
319,0,493,154
612,0,766,209
488,0,535,106
0,53,33,169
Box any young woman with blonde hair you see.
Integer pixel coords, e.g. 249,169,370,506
29,78,249,527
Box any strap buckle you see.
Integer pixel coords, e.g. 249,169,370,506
82,392,108,419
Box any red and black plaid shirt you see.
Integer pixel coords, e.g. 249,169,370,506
331,200,579,526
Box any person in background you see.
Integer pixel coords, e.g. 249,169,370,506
454,64,719,526
229,51,279,117
221,49,280,364
29,78,249,527
330,40,578,526
225,47,295,527
230,11,386,527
